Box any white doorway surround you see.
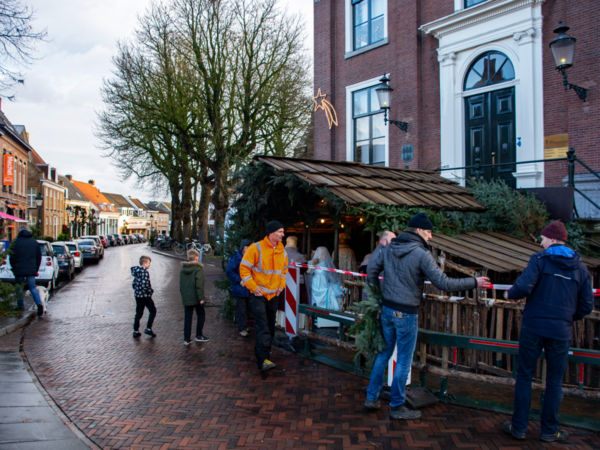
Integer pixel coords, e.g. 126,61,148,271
420,0,546,188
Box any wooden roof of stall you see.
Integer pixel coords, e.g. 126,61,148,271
256,156,484,211
429,231,600,273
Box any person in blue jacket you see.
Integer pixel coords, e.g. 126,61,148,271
502,221,593,443
227,239,252,336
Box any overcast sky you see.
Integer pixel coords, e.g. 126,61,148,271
3,0,313,202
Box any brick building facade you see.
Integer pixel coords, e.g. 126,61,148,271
314,0,599,217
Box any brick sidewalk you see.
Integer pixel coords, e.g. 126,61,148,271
18,249,600,449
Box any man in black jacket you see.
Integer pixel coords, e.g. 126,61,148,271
502,221,592,443
10,228,43,315
365,212,489,420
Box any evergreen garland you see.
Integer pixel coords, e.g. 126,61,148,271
347,283,385,369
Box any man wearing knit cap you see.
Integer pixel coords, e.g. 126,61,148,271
240,220,288,371
502,220,592,443
365,212,490,420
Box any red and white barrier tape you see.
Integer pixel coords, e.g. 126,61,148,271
289,263,600,296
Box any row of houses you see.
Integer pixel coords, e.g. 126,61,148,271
0,103,170,241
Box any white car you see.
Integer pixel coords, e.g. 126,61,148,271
64,241,84,271
0,240,60,290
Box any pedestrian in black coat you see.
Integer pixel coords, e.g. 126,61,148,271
10,228,43,314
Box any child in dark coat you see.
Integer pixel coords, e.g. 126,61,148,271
130,255,156,338
180,249,208,345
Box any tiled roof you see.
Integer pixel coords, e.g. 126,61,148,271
103,192,133,208
129,197,147,210
256,156,484,211
72,180,118,213
58,176,88,203
146,201,170,214
0,110,33,152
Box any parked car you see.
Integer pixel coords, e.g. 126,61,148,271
80,236,104,258
0,240,60,290
77,239,102,263
98,235,109,248
106,235,116,247
136,233,146,243
64,241,84,271
129,234,139,244
110,234,122,246
120,234,131,245
51,242,75,281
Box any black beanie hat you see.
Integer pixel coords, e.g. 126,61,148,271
265,220,284,235
408,212,433,230
240,239,252,250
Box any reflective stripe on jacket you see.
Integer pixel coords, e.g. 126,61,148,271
240,236,288,300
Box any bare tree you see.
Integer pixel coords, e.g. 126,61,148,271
0,0,46,94
174,0,310,245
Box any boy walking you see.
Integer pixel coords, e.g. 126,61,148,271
131,255,157,338
180,249,209,345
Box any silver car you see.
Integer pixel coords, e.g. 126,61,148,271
64,241,84,271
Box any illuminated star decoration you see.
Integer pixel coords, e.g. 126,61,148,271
312,88,338,129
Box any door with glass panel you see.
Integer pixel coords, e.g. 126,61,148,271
464,51,516,188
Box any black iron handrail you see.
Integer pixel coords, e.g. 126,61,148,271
436,148,600,213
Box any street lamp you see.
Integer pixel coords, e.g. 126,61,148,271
549,22,588,102
149,214,154,238
35,193,43,234
375,75,408,132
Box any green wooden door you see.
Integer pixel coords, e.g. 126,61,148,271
465,87,516,188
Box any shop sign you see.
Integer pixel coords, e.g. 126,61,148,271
3,154,14,186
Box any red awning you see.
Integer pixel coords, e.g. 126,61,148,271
0,211,27,222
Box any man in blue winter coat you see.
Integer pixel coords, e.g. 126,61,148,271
502,220,593,443
226,239,252,336
10,228,43,315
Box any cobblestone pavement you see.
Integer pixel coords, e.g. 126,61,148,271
19,245,600,449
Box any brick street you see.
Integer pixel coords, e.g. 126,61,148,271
16,245,600,449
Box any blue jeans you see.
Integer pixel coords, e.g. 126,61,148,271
15,276,42,309
512,327,570,436
366,306,418,407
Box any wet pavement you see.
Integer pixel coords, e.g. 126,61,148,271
2,244,599,448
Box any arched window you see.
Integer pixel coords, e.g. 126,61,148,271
464,51,515,91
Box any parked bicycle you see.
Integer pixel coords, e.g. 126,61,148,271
174,239,211,257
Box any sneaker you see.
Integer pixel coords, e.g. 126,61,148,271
144,328,156,337
502,421,525,440
133,331,141,338
195,336,209,342
389,405,421,420
37,304,44,316
540,429,569,442
364,399,381,410
183,340,191,346
239,330,249,337
261,359,276,371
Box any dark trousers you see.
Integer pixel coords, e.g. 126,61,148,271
512,327,571,436
133,297,156,331
234,296,249,331
250,294,279,367
184,303,205,341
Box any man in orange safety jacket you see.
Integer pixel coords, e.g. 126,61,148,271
240,220,288,371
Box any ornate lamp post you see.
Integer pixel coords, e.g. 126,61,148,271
35,193,43,236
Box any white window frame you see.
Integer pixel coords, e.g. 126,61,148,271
345,75,389,166
345,0,388,55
